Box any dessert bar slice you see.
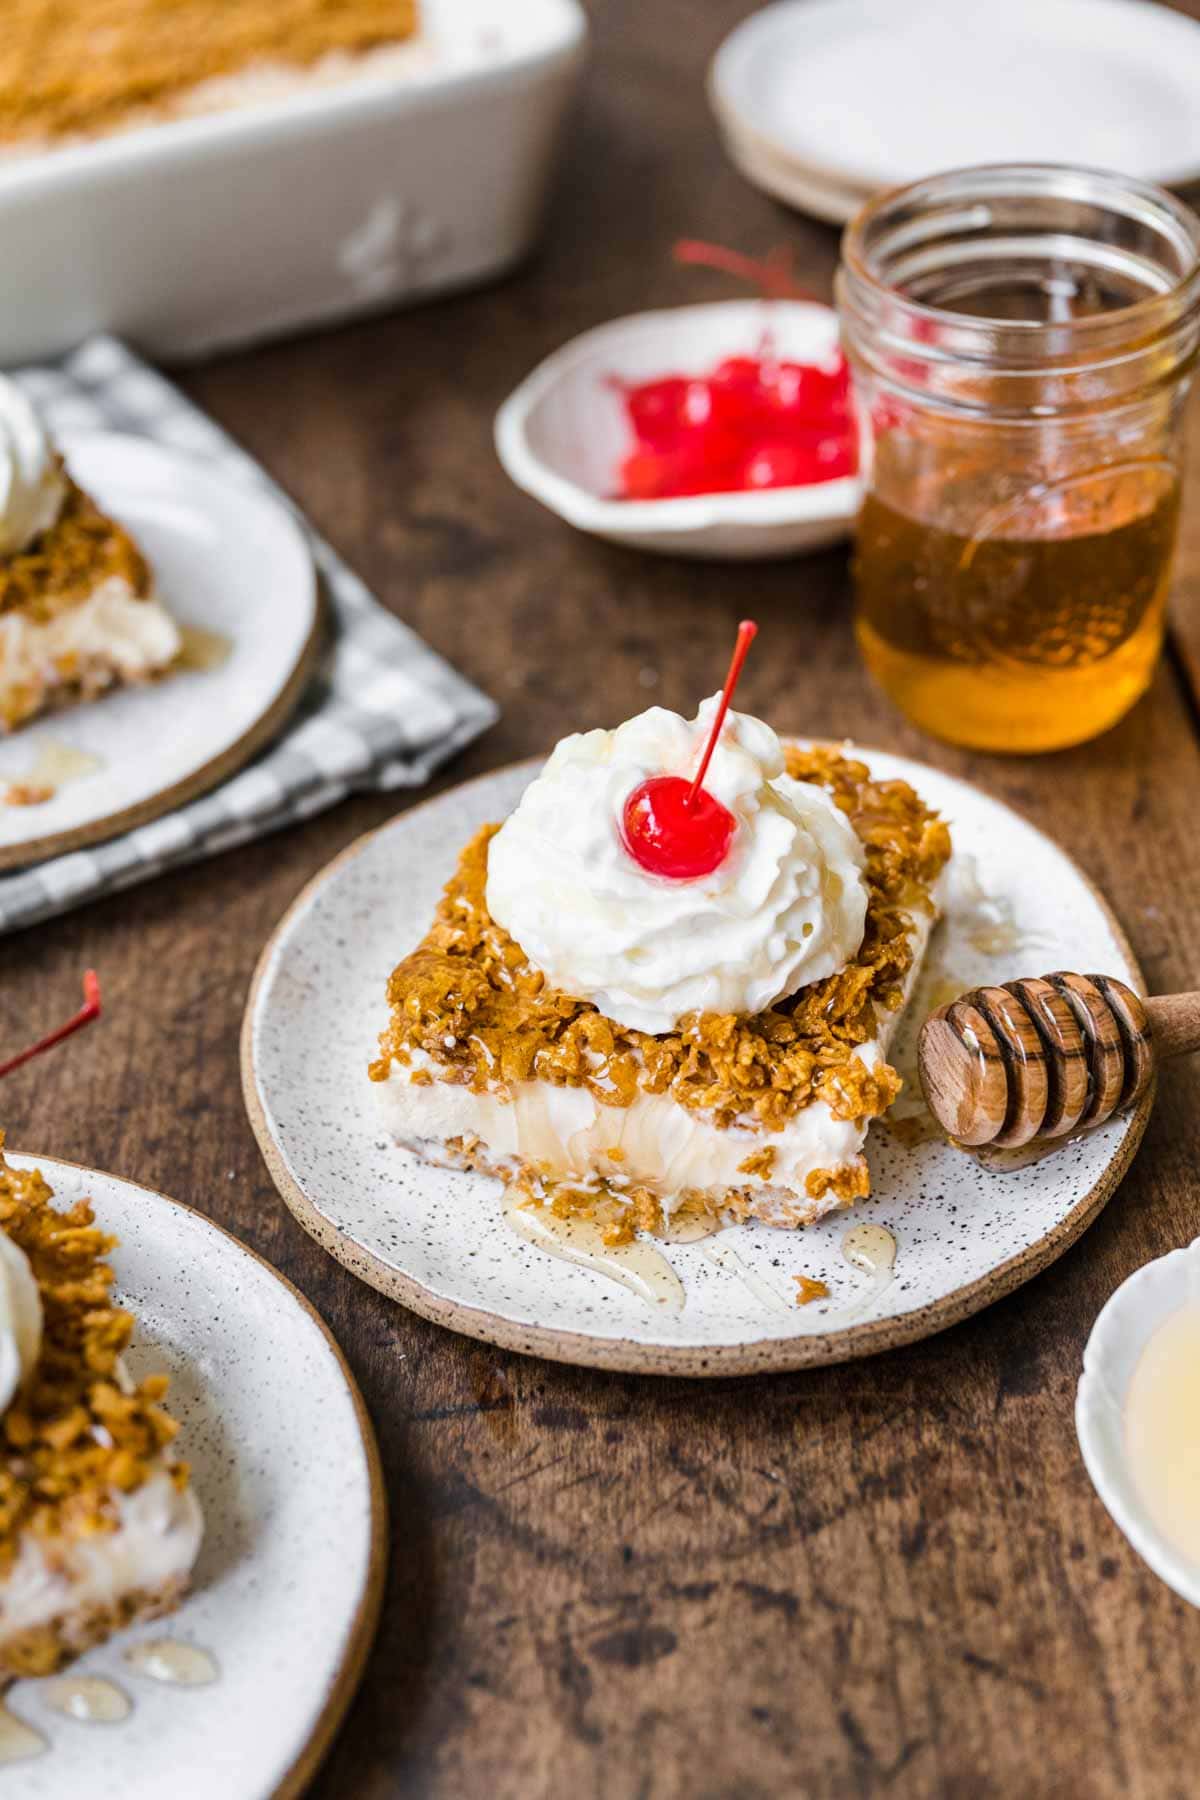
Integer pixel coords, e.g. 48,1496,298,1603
0,1140,202,1679
0,376,181,733
370,744,951,1234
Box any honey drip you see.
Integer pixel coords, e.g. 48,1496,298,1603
658,1212,724,1244
125,1638,219,1686
3,737,103,806
0,1699,46,1763
841,1224,898,1312
175,625,233,672
699,1243,791,1313
503,1194,685,1312
44,1676,131,1723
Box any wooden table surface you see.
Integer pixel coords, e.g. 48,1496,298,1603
6,3,1200,1795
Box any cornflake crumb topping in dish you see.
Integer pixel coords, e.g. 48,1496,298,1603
0,1137,186,1576
0,0,420,146
370,746,952,1135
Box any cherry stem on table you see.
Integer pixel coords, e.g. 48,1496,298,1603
0,970,102,1080
672,239,819,304
686,619,758,808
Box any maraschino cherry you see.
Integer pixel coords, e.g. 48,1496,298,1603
0,970,101,1079
614,240,857,501
622,620,758,880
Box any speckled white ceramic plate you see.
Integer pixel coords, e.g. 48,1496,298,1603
243,751,1150,1376
3,1157,385,1798
0,433,320,870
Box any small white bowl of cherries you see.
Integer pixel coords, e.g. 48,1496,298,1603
494,242,862,561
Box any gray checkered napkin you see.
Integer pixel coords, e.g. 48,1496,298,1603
0,336,498,934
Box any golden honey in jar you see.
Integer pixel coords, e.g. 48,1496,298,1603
837,167,1200,752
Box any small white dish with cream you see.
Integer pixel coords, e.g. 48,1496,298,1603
1077,1238,1200,1607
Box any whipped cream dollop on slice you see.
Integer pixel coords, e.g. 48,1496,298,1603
0,1231,43,1415
0,375,67,557
485,697,869,1035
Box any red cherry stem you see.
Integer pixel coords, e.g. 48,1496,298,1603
0,970,101,1080
672,239,820,305
686,620,758,810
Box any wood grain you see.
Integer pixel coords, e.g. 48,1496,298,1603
5,1,1200,1794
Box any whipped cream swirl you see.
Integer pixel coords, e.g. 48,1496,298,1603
485,698,869,1035
0,1232,43,1415
0,375,67,557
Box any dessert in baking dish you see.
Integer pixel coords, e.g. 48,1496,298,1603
0,0,422,151
370,625,951,1236
0,981,201,1679
0,377,181,733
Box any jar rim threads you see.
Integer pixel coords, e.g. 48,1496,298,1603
837,164,1200,418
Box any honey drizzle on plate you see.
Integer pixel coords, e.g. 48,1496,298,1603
0,1637,219,1765
841,1224,898,1312
503,1193,686,1312
0,1698,47,1762
44,1676,131,1723
125,1638,219,1686
699,1243,792,1313
174,625,232,672
3,737,103,806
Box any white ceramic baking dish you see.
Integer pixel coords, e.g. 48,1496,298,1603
0,0,587,364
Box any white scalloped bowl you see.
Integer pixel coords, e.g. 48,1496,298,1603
494,300,861,560
1077,1237,1200,1607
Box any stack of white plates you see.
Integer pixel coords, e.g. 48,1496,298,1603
709,0,1200,225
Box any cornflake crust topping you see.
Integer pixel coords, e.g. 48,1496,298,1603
0,476,150,624
371,747,952,1133
0,0,419,146
793,1275,831,1306
0,1137,186,1575
433,1136,861,1243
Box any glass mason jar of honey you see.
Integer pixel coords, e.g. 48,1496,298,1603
837,166,1200,752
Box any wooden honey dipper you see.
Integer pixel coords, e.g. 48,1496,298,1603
917,973,1200,1149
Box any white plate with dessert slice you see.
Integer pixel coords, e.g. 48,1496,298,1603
243,684,1150,1376
0,399,320,871
0,1149,385,1795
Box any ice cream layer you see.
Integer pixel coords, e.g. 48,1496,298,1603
0,578,181,727
374,910,933,1227
0,1473,203,1651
